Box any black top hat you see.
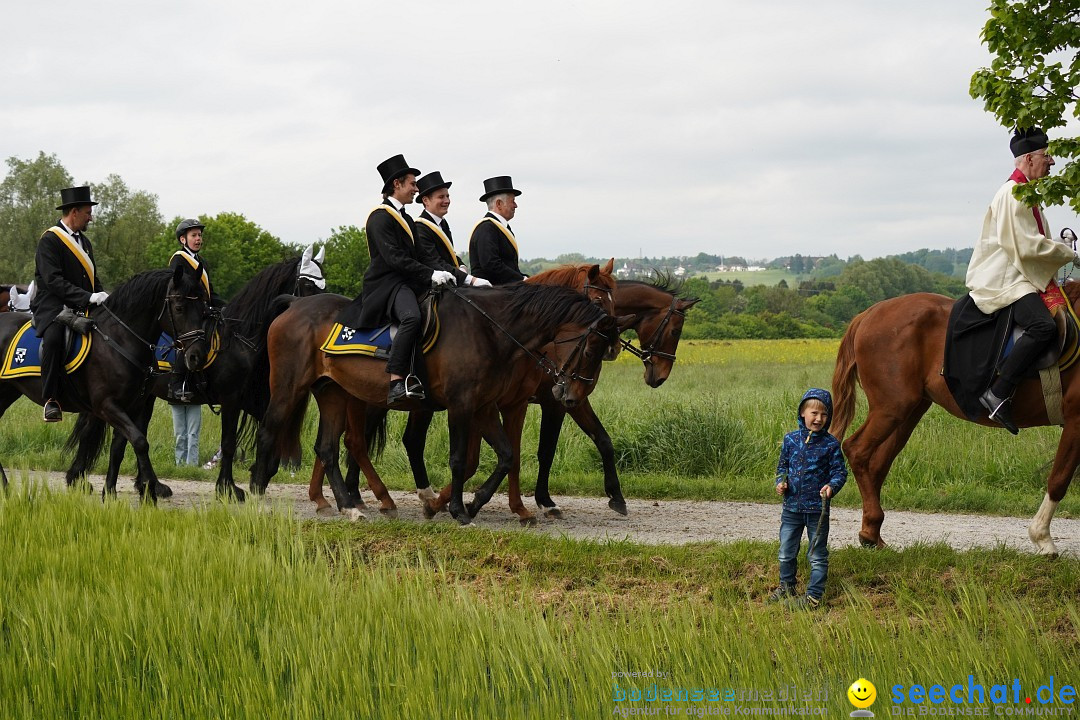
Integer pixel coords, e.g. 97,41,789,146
56,185,98,210
377,154,420,194
479,176,522,202
1011,127,1049,157
416,171,452,200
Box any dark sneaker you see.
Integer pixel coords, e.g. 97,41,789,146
767,585,797,603
979,389,1018,435
43,399,62,423
787,594,822,611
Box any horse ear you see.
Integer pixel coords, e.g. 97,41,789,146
678,297,701,311
301,244,313,264
602,258,615,275
587,264,600,282
315,245,325,264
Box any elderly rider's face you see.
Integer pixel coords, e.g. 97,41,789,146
495,194,517,221
1025,149,1055,180
66,204,93,232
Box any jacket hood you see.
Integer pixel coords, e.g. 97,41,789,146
797,387,833,433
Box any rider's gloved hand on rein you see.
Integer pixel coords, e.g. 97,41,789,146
431,270,456,288
466,275,493,288
89,292,109,305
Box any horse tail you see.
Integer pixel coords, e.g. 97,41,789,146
831,311,864,441
64,412,108,474
235,410,259,455
276,396,309,469
364,406,389,461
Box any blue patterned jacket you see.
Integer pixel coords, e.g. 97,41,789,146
775,388,848,513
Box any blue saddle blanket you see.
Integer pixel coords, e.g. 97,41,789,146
0,320,91,379
321,323,397,359
155,331,220,371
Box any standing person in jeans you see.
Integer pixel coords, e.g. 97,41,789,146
767,388,848,610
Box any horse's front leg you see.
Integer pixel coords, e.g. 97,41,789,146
465,404,515,519
1031,415,1080,556
344,396,395,517
214,400,246,502
499,403,535,526
566,398,626,516
96,398,161,504
311,384,364,520
446,409,474,525
534,394,567,516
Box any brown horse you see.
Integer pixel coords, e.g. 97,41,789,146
250,282,627,524
831,285,1080,555
305,261,619,521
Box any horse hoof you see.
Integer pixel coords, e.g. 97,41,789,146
422,504,438,520
341,507,366,522
542,506,563,519
465,502,481,519
315,505,337,518
379,506,398,519
858,534,885,549
519,515,538,527
248,482,267,497
608,498,628,516
219,484,245,503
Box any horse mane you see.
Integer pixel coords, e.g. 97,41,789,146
620,270,698,301
530,263,612,288
224,256,301,339
498,282,606,330
103,269,172,319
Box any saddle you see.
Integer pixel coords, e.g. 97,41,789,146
321,291,440,359
0,321,91,379
944,286,1080,422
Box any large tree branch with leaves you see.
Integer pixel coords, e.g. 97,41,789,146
970,0,1080,212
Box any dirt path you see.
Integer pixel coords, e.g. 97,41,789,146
32,471,1080,555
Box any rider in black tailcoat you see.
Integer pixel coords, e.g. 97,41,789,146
414,171,492,288
468,175,526,285
31,186,108,422
336,155,458,405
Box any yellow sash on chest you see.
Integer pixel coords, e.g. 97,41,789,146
172,251,212,297
369,205,414,244
48,226,95,288
415,217,460,266
472,217,519,256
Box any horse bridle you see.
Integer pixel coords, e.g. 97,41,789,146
582,279,614,312
295,257,326,295
620,295,684,365
160,292,210,357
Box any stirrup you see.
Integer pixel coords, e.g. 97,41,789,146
403,374,425,400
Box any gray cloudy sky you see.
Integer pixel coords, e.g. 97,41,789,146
4,0,1076,261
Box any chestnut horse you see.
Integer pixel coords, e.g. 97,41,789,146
306,262,619,522
250,282,626,524
831,285,1080,555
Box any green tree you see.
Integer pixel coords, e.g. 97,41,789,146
970,0,1080,211
0,152,73,281
320,225,369,296
89,174,165,285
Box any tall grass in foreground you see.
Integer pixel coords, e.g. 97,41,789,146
0,338,1076,518
0,487,1075,719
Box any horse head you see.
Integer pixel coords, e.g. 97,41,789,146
549,312,632,408
165,261,212,372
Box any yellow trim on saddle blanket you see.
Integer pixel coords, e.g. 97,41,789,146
171,250,212,298
155,330,222,371
320,308,441,357
0,320,91,379
48,226,95,288
472,217,519,256
415,217,461,266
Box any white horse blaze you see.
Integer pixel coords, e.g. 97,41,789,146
1028,492,1059,555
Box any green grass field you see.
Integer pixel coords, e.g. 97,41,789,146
0,488,1074,719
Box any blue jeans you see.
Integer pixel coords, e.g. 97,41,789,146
171,403,201,466
778,508,830,600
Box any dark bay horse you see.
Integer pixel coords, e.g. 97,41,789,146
0,265,207,499
831,285,1080,555
305,262,621,522
250,283,626,524
66,252,325,501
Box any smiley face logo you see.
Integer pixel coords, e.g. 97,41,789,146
847,678,876,709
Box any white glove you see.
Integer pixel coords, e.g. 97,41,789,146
458,264,470,274
89,292,109,305
431,270,456,288
467,275,493,288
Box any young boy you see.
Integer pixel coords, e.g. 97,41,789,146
768,388,848,609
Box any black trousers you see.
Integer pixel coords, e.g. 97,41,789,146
40,322,65,402
386,288,421,377
993,292,1057,398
